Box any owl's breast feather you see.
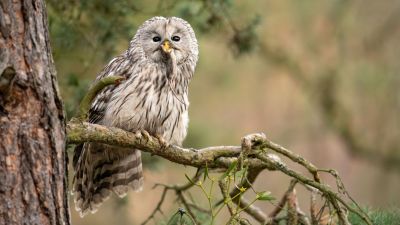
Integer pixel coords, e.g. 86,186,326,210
102,65,189,145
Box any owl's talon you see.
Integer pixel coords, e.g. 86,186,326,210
140,130,151,142
155,134,169,149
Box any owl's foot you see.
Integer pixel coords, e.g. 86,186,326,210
135,130,152,143
155,134,169,149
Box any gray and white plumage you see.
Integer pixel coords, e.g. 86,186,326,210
72,16,198,216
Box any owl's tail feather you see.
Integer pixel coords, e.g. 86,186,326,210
73,143,143,217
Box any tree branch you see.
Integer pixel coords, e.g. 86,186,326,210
66,120,372,224
66,75,373,225
67,121,275,169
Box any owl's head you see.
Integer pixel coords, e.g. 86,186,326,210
131,17,198,65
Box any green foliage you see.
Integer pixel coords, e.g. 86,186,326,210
47,0,139,59
175,2,214,33
230,15,261,55
256,191,275,201
220,160,238,180
349,207,400,225
47,0,260,59
183,162,275,224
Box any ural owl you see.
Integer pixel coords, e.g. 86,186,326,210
73,17,198,216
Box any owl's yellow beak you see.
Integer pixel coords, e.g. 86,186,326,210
161,40,172,53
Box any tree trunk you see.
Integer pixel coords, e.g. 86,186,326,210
0,1,70,225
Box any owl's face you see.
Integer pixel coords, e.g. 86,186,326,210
135,17,198,64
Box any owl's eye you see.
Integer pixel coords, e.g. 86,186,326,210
172,36,180,42
152,36,161,42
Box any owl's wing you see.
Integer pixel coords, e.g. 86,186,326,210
89,54,135,124
73,52,144,216
73,52,137,169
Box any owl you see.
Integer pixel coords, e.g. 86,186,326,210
72,17,198,216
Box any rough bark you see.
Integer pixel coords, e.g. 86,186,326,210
0,1,69,225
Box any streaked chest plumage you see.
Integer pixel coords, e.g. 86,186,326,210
101,60,190,145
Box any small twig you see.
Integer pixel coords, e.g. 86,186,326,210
268,180,298,218
259,138,320,182
287,188,299,225
176,191,200,224
142,172,203,225
316,200,329,224
236,197,270,223
185,203,210,214
220,180,254,225
227,167,262,201
256,153,373,225
155,169,203,192
289,189,311,225
218,180,236,216
310,188,319,225
268,182,311,225
319,169,371,223
141,187,168,225
230,168,270,223
327,194,350,225
297,210,311,225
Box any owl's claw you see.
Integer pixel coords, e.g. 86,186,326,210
135,130,152,143
155,134,169,149
140,130,151,142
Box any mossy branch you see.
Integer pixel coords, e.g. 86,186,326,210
67,76,373,225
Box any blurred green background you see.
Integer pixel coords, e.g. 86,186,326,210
46,0,400,224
